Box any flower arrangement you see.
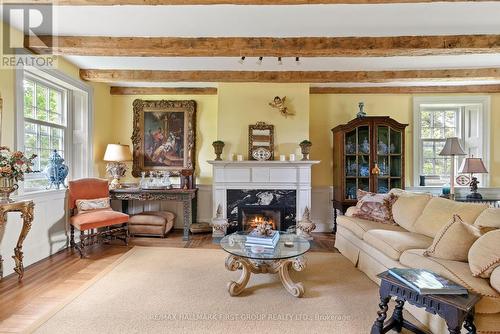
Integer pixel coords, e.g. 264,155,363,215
0,146,37,181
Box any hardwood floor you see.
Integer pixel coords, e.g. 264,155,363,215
0,231,336,333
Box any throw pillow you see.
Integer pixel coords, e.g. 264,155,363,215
468,229,500,278
351,189,398,224
424,214,481,262
76,197,111,214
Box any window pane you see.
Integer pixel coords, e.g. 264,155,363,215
23,80,34,118
48,90,63,124
35,83,48,121
422,141,434,159
423,159,434,175
421,111,432,127
432,127,444,139
435,141,445,156
444,127,456,138
421,127,432,139
50,128,64,151
433,111,444,128
434,159,446,175
445,111,456,127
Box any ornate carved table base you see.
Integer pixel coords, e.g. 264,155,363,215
225,255,306,298
371,272,480,334
0,200,35,282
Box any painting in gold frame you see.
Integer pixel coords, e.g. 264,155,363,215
131,99,196,177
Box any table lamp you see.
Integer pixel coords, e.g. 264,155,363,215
104,144,133,189
438,137,466,199
459,157,488,200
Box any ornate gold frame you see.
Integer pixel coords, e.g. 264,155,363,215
248,121,274,160
131,99,196,177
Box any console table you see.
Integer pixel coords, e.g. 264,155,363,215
109,188,197,241
0,200,35,282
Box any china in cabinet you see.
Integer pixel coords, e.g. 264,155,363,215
331,116,407,232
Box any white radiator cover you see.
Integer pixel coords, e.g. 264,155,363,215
207,160,320,221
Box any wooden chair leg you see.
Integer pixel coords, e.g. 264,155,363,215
70,225,75,248
78,230,86,258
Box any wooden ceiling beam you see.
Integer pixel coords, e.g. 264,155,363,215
110,87,218,95
80,68,500,83
310,85,500,94
5,0,487,5
26,35,500,57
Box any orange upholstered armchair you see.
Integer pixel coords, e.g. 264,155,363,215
68,178,129,258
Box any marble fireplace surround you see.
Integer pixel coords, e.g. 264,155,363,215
208,160,320,231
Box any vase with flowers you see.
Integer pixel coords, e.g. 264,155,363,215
0,146,37,202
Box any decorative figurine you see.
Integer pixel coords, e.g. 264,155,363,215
211,204,229,238
44,149,69,189
296,207,316,240
360,138,370,154
269,96,294,117
467,177,482,199
356,102,366,118
346,139,355,154
378,140,388,154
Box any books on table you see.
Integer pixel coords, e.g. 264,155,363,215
245,230,280,248
388,268,468,295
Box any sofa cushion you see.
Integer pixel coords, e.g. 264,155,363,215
390,191,432,232
363,230,433,261
468,230,500,278
424,215,481,262
70,209,129,231
474,208,500,230
413,197,488,238
400,249,500,314
351,190,398,224
337,215,405,239
491,267,500,294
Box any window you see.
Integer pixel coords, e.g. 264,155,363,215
16,68,93,193
22,76,68,190
413,96,490,187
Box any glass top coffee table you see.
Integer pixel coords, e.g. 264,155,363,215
220,232,310,298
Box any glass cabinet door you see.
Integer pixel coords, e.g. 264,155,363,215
375,125,403,193
344,125,370,200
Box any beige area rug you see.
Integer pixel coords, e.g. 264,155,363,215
29,247,390,334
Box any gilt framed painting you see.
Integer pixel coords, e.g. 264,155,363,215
131,99,196,177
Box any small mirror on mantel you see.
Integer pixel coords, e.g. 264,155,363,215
248,122,274,161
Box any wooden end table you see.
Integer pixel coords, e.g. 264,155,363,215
371,271,480,334
220,232,310,298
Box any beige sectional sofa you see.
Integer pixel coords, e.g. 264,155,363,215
334,190,500,333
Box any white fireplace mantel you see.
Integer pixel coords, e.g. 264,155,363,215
207,160,320,221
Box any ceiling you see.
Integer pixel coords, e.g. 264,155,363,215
5,2,500,88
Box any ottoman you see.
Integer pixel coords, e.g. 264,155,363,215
129,211,176,237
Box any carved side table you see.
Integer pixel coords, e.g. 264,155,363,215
0,200,35,282
371,271,480,334
220,232,310,298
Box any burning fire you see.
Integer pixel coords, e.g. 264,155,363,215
248,215,275,230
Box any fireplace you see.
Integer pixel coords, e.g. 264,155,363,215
227,189,296,234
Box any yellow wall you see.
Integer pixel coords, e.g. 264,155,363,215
310,93,500,187
217,83,310,158
110,94,218,185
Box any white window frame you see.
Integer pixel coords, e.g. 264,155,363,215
21,73,71,191
15,67,94,194
413,96,491,188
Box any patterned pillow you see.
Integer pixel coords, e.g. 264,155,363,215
351,189,398,224
76,197,111,214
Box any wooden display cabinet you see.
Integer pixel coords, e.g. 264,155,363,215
331,116,407,232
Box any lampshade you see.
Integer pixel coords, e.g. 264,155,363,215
103,144,132,162
439,137,466,156
459,157,488,174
